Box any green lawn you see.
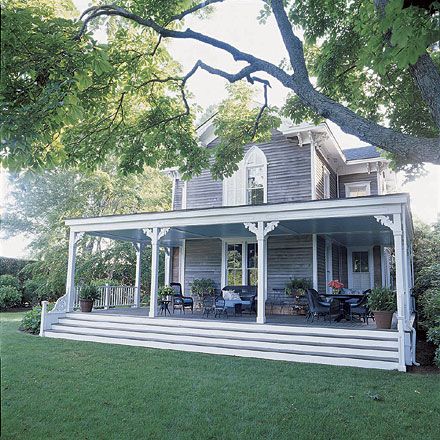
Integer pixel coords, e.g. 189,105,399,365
2,312,439,440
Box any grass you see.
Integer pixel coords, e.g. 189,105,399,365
1,312,440,440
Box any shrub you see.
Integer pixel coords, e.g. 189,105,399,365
368,287,397,311
19,303,54,334
0,286,22,310
22,279,44,305
190,278,216,297
427,325,440,367
0,274,20,290
419,288,440,330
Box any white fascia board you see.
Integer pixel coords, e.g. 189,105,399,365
66,194,410,233
346,157,389,165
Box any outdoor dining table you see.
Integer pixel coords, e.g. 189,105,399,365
323,293,365,322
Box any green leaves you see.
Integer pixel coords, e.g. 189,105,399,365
209,82,281,179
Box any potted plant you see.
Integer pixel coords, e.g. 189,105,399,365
284,278,311,297
328,279,344,294
79,285,100,312
285,278,312,315
158,285,175,301
190,278,216,299
368,287,397,329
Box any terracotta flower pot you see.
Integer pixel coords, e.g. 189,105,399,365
79,299,94,312
373,310,393,329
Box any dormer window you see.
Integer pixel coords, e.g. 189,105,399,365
345,181,371,198
246,147,267,205
223,146,267,206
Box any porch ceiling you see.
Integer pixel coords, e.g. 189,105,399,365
86,215,394,247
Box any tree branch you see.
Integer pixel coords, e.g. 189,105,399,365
166,0,225,25
75,2,440,165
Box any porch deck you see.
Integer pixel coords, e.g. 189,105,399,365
86,306,383,330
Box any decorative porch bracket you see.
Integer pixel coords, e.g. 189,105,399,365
374,214,407,371
143,228,170,317
244,221,279,324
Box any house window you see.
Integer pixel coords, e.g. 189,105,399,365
352,251,369,273
223,146,267,206
227,243,243,285
247,243,258,285
323,168,330,199
345,182,371,198
225,241,258,286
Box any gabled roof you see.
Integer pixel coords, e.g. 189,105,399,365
344,145,382,161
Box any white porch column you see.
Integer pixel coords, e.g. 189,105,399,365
375,214,407,371
144,228,170,318
133,242,143,308
393,213,407,371
312,234,318,290
66,230,82,312
164,248,171,285
244,221,279,324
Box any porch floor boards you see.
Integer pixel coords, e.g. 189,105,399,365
86,306,381,330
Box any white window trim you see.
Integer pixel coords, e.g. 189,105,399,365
347,246,374,290
182,181,188,209
344,181,371,198
221,238,257,287
323,168,331,199
222,146,268,206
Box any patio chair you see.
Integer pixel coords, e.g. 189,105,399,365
346,288,371,304
306,289,332,323
349,294,370,324
202,296,215,318
214,297,228,318
170,282,194,314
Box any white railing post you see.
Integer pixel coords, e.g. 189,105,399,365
104,283,110,310
164,248,171,285
39,301,48,336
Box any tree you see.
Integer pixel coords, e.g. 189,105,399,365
2,164,171,299
1,0,439,177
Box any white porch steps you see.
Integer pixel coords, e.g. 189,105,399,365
45,313,400,370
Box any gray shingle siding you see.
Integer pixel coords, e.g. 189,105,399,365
173,180,183,210
315,150,337,199
184,239,223,293
267,235,313,292
173,130,312,209
338,172,378,197
317,236,326,294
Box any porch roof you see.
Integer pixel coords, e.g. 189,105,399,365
65,193,411,248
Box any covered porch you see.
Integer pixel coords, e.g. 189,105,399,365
42,193,415,371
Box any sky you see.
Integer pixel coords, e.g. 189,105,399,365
0,0,439,259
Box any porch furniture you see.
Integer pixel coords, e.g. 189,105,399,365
159,300,171,316
323,292,366,322
234,303,243,317
346,288,371,304
221,285,256,314
202,296,215,318
170,282,194,314
349,295,371,324
214,297,228,318
306,289,332,323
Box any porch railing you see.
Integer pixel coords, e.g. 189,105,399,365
74,284,137,309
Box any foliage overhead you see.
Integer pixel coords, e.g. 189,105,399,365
2,164,171,298
1,0,440,178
